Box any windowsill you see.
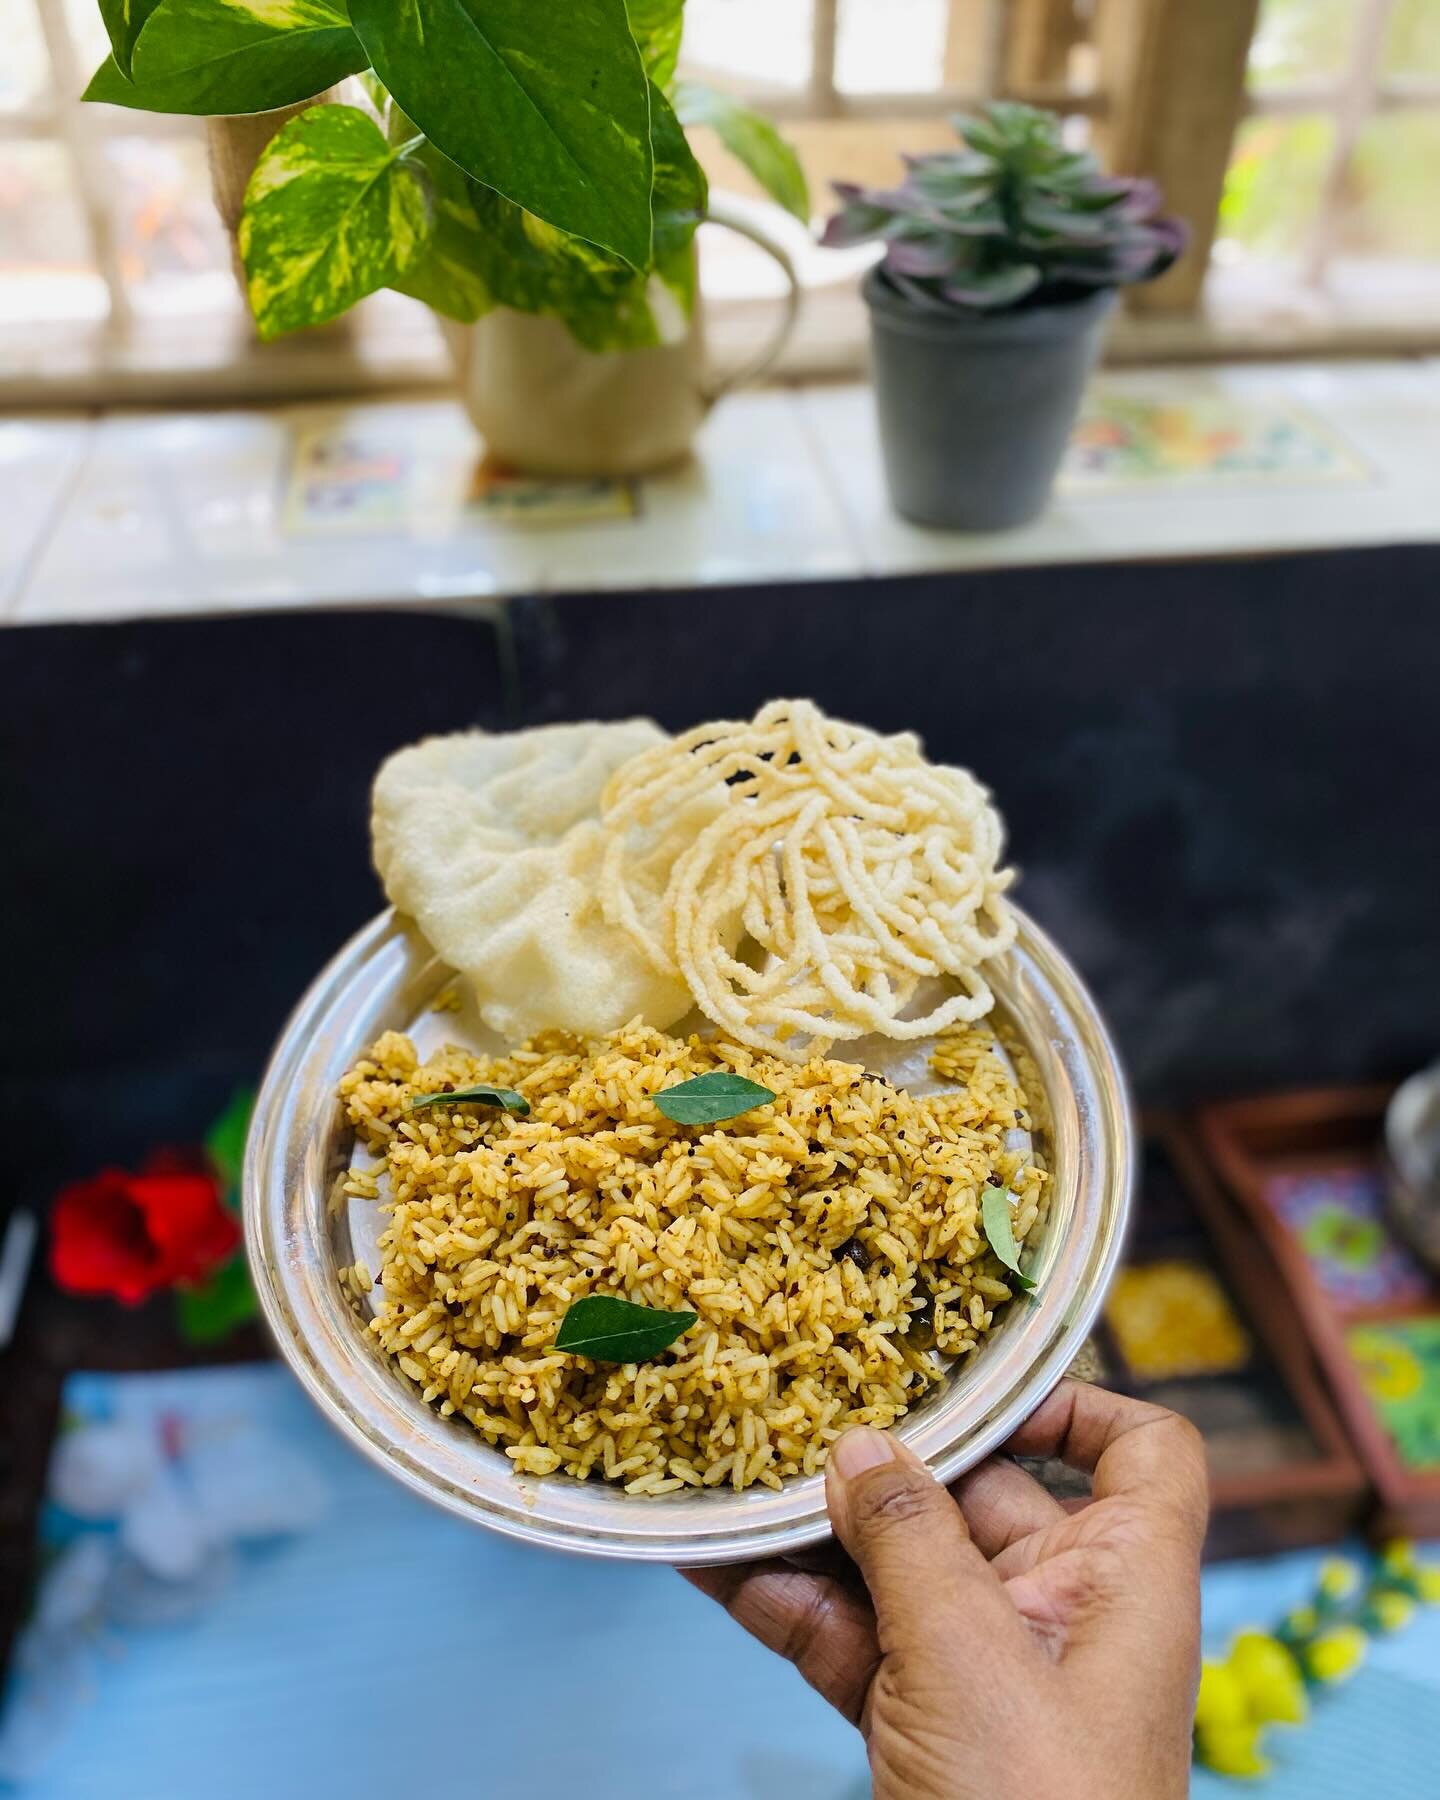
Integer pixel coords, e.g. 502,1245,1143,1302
5,188,1440,410
5,356,1439,628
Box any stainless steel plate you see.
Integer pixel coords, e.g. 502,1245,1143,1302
245,906,1133,1564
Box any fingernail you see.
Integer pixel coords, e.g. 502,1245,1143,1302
832,1428,896,1480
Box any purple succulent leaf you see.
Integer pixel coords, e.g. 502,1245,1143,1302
825,102,1181,296
908,172,998,212
902,149,991,180
1113,177,1164,220
820,210,883,248
879,268,958,315
941,261,1042,311
1147,214,1190,267
884,233,964,278
820,183,898,247
1019,199,1117,243
928,203,1007,239
857,184,925,212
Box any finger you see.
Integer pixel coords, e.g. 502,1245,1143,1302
680,1562,880,1725
824,1427,1032,1667
950,1454,1066,1559
1002,1381,1208,1552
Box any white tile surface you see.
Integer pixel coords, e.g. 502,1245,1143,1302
0,416,93,617
16,390,859,625
798,362,1440,577
10,361,1440,626
539,388,861,595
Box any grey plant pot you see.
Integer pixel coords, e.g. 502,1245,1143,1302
863,269,1117,531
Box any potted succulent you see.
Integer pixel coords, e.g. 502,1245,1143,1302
823,102,1186,530
82,0,808,476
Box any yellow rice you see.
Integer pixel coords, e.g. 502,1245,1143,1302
338,1021,1043,1493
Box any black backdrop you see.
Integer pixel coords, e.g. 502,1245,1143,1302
3,544,1438,1208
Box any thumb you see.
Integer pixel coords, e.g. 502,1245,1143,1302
825,1428,1030,1667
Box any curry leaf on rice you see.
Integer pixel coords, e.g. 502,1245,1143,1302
553,1295,695,1362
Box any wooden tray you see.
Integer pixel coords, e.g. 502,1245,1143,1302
1199,1087,1440,1539
1030,1119,1370,1558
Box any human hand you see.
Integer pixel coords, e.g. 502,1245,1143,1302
683,1380,1208,1800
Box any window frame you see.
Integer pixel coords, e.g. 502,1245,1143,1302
4,0,1440,406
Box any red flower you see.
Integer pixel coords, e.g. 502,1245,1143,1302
50,1163,240,1306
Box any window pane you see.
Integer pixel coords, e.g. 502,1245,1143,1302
1384,0,1440,74
1247,0,1356,91
0,138,105,322
836,0,946,94
1333,111,1440,256
682,0,814,91
104,134,239,319
1216,115,1334,260
61,0,116,79
0,0,51,112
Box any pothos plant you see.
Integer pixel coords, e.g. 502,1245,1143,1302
83,0,809,348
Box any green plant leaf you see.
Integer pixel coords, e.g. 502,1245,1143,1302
205,1086,254,1199
407,1082,531,1116
980,1184,1036,1291
239,104,428,339
625,0,685,89
651,79,708,260
675,80,809,221
553,1295,695,1362
84,0,367,116
98,0,165,79
349,0,654,269
176,1255,258,1344
390,140,495,322
655,1071,776,1125
440,81,703,350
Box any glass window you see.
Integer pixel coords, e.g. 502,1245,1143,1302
836,0,948,94
0,0,52,113
0,138,105,324
682,0,815,92
103,135,237,319
1384,0,1440,76
1248,0,1358,92
1333,110,1440,256
1216,115,1335,262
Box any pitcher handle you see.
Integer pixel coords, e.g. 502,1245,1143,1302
700,198,802,405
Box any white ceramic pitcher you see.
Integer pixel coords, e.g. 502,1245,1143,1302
446,202,801,478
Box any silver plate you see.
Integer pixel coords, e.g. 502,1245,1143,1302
245,906,1133,1564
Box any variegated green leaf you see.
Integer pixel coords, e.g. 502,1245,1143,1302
455,81,703,352
625,0,685,89
98,0,165,79
349,0,654,269
84,0,366,117
389,140,494,323
239,104,429,340
675,80,810,222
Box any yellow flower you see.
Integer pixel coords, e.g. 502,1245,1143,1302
1301,1624,1369,1686
1194,1722,1271,1778
1370,1590,1416,1634
1229,1630,1308,1724
1318,1557,1362,1603
1380,1538,1417,1579
1416,1567,1440,1606
1195,1658,1248,1732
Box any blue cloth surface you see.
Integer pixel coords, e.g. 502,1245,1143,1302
2,1364,1438,1799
